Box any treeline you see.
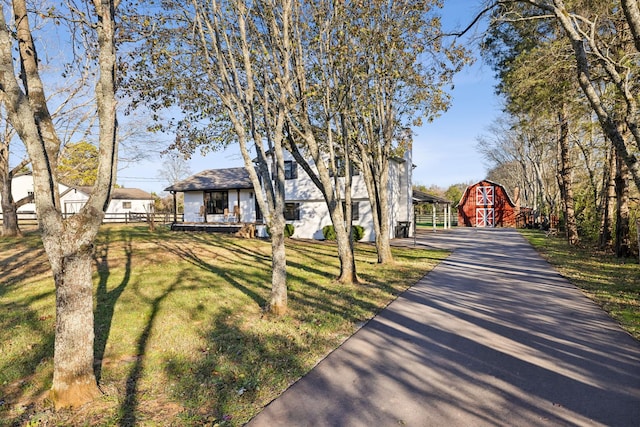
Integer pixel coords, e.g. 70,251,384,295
477,1,639,257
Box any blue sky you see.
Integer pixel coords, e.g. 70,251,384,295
413,1,503,189
121,1,504,194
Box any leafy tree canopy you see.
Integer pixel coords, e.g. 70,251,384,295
56,141,99,187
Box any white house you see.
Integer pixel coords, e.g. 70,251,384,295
165,149,414,242
60,186,155,221
166,167,258,224
1,172,154,220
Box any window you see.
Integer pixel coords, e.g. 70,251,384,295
331,157,359,177
122,201,132,209
284,161,298,180
255,197,263,221
342,201,360,221
205,191,228,214
284,202,301,220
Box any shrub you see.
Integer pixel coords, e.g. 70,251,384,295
322,224,337,240
322,224,365,241
284,223,295,238
266,223,295,238
352,225,365,241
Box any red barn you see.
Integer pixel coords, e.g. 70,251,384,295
457,180,518,227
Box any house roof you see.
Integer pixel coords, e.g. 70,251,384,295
413,189,451,205
165,167,254,192
112,188,154,200
62,186,154,200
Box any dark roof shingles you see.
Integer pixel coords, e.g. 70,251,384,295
165,167,253,192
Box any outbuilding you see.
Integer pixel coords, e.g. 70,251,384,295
457,180,518,227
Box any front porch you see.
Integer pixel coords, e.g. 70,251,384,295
170,222,244,233
170,221,267,237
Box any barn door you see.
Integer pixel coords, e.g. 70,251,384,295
476,208,494,227
476,186,494,205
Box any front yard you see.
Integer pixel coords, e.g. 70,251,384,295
0,225,448,426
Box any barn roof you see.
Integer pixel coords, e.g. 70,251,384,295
457,179,517,208
165,167,253,192
413,189,451,205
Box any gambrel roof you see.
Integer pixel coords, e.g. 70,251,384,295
165,167,253,192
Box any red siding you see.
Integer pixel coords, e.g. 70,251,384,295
457,180,517,227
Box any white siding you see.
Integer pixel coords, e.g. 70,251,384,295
177,145,413,242
106,199,154,214
183,189,256,223
1,174,37,213
61,189,89,214
184,192,205,222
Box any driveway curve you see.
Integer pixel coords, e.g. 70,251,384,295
247,228,640,427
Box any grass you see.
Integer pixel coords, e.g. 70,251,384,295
520,229,640,341
0,224,448,426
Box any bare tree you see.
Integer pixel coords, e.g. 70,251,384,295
0,114,30,236
157,152,192,188
0,0,119,408
127,0,294,314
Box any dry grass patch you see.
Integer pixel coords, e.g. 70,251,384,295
0,224,447,426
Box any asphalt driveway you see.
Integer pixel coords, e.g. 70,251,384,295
247,228,640,427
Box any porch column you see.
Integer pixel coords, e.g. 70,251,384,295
432,203,436,232
171,191,177,223
442,205,447,229
445,204,450,229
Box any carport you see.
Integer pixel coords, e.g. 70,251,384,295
413,189,452,232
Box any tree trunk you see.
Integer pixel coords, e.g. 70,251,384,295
0,0,119,409
267,216,287,315
286,135,358,283
375,160,393,263
615,150,632,257
599,146,616,249
0,176,20,236
0,149,20,237
557,106,579,245
48,238,101,408
358,143,393,264
332,204,357,283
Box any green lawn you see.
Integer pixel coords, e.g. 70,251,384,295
521,229,640,341
0,225,448,426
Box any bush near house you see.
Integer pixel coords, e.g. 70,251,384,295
266,223,295,238
353,225,365,241
322,225,337,240
284,223,295,238
322,224,364,241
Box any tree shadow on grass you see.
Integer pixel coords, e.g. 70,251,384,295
0,293,55,425
117,276,181,427
163,307,314,425
93,230,133,382
0,230,49,293
155,237,269,308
